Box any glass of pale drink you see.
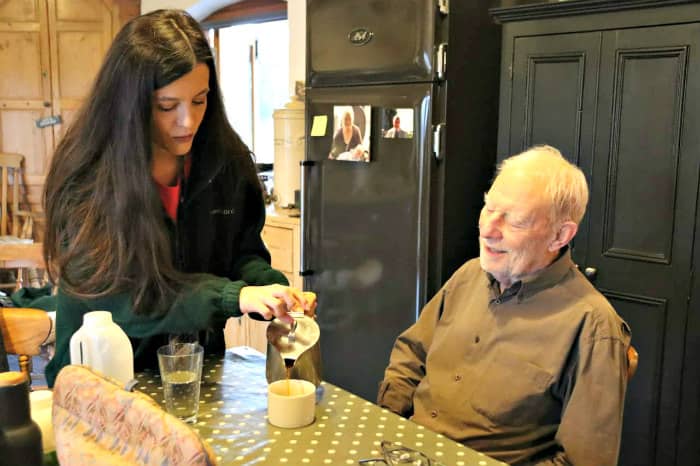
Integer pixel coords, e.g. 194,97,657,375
157,343,203,423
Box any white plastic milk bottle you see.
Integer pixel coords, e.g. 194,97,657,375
69,311,134,385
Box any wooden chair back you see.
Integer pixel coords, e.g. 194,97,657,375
0,308,51,384
0,242,46,291
627,345,639,380
0,152,29,237
0,152,43,291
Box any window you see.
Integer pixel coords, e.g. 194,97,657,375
212,20,289,165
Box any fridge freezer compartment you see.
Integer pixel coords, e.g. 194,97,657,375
307,0,448,87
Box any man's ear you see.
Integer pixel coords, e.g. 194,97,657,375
548,221,578,252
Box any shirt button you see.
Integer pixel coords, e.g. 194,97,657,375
454,375,462,381
430,410,438,418
474,335,480,343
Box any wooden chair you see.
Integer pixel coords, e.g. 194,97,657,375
0,152,44,291
0,242,45,289
627,345,639,380
0,307,51,385
0,153,34,238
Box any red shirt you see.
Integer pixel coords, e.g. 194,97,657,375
155,157,191,222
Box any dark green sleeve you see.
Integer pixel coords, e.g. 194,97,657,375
45,274,245,387
10,285,56,311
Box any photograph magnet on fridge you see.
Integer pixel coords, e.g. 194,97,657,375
328,105,371,162
382,108,413,139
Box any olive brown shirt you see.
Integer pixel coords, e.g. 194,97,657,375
378,249,631,465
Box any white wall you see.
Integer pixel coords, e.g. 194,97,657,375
141,0,305,97
141,0,196,13
286,0,305,97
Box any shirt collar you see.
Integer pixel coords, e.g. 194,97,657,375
486,246,574,304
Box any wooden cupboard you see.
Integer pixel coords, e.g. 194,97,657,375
0,0,135,235
491,1,700,465
262,209,302,289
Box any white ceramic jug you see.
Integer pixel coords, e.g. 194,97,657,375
69,311,134,385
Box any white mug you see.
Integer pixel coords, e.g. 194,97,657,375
267,379,316,428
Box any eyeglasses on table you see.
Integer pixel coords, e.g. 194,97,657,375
358,440,446,465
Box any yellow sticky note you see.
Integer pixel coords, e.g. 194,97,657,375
310,115,328,137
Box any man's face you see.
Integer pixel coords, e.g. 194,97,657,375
478,170,558,289
393,117,400,129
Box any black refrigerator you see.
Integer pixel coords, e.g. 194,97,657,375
302,0,501,401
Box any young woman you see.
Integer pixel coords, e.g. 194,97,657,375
43,9,313,386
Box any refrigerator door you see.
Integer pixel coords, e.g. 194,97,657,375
302,83,437,400
307,0,448,87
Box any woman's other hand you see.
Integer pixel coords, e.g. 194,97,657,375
302,291,317,318
239,285,316,324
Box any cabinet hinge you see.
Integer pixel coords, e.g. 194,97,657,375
436,42,448,80
438,0,449,15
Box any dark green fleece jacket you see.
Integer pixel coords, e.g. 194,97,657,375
45,148,287,387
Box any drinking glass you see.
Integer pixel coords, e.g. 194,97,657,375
157,342,203,424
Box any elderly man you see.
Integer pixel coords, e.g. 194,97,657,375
378,145,631,465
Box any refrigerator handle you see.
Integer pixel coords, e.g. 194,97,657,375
300,160,315,277
433,123,446,162
436,43,448,81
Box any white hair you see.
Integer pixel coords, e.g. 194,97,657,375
497,145,589,225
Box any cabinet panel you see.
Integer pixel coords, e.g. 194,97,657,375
55,31,104,99
0,31,44,99
0,0,41,21
510,32,600,163
590,24,700,466
262,225,294,272
603,48,685,263
56,0,104,21
264,210,302,289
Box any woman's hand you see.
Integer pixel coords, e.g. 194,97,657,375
302,291,317,318
239,285,316,324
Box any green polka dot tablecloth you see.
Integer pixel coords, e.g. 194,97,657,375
135,347,507,466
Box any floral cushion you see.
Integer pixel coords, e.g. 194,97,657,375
52,365,216,466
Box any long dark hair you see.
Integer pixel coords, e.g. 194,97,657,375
44,9,259,314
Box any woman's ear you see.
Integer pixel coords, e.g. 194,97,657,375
548,221,578,252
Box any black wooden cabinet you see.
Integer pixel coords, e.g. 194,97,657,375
491,2,700,465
